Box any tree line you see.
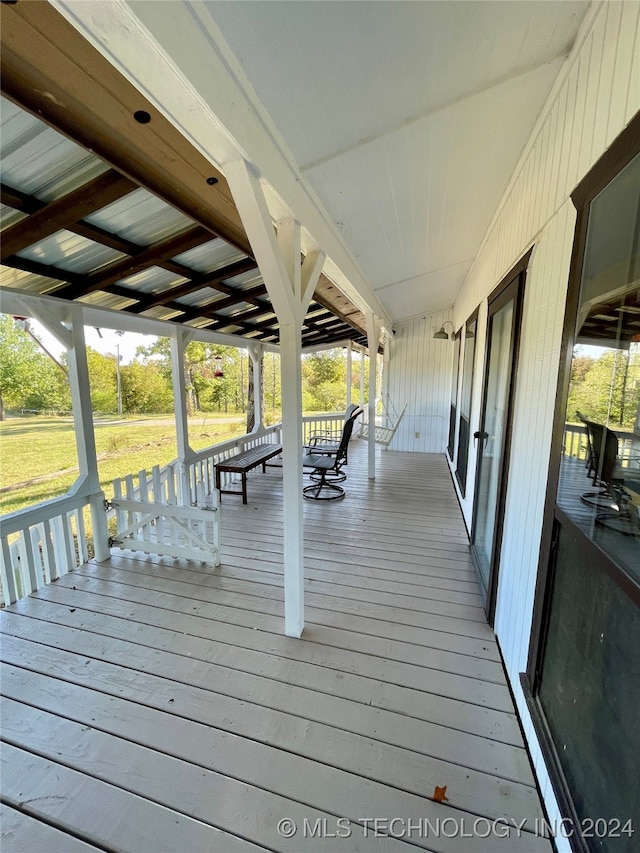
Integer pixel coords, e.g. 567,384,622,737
0,315,368,420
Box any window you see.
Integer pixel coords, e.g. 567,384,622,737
526,120,640,853
455,313,478,495
447,329,461,460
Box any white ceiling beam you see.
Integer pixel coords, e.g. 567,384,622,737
0,287,280,353
53,0,392,330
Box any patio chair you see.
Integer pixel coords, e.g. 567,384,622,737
304,405,362,471
580,423,640,536
303,414,356,501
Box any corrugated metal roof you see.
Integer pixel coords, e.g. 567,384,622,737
1,96,108,202
118,267,187,294
17,231,124,274
83,187,193,246
0,96,368,348
0,204,25,229
173,238,247,272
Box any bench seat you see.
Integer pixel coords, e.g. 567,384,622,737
215,443,282,504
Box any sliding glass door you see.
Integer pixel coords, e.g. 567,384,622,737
471,260,527,619
526,123,640,853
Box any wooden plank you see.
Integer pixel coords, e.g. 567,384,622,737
83,558,485,622
3,699,424,853
0,604,513,741
0,170,136,261
0,743,267,853
0,803,104,853
54,568,499,665
0,620,526,779
106,552,483,606
2,668,548,842
0,638,543,831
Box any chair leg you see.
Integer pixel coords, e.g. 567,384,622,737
303,467,346,500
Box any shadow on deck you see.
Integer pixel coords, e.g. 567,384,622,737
0,440,552,852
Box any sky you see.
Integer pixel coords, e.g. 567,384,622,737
30,320,159,365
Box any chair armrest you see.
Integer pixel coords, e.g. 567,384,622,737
307,431,341,444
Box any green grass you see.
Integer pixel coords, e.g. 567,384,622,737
0,413,246,515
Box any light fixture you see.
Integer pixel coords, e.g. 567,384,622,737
433,321,454,340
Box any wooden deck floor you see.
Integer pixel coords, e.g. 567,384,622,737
1,441,552,852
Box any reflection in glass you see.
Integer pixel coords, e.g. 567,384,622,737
558,153,640,583
473,301,514,591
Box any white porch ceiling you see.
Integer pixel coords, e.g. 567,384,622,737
197,0,590,321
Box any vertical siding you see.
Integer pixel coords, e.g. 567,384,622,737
446,3,639,848
386,310,453,452
365,30,637,838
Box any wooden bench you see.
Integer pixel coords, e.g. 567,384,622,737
215,443,282,504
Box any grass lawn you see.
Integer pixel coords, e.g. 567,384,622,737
0,413,246,515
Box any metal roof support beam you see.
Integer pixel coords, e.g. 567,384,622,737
225,158,325,638
366,310,381,480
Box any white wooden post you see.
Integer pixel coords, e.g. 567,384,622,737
366,310,381,480
225,159,325,637
346,340,352,409
25,302,109,561
170,328,195,504
247,342,265,432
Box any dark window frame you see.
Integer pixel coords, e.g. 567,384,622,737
447,327,462,461
522,112,640,853
469,249,531,622
455,308,479,495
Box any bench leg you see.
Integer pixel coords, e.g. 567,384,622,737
242,473,247,504
215,468,222,501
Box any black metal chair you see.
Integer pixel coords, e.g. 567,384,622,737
304,406,362,482
303,414,356,500
304,405,362,459
580,421,640,536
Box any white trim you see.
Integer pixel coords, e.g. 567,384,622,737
52,0,392,329
0,287,280,353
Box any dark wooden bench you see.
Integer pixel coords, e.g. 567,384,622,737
215,443,282,504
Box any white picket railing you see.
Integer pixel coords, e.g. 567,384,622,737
301,413,345,444
1,414,350,606
0,486,93,606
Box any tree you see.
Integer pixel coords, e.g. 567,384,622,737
0,315,70,419
86,347,117,413
121,361,173,413
569,347,640,429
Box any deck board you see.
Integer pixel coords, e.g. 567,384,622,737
0,443,552,851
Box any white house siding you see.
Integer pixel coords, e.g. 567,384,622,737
385,309,453,453
387,3,640,846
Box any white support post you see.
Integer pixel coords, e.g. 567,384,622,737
346,340,352,409
366,310,381,480
67,307,110,560
247,342,265,432
170,328,194,504
225,159,325,638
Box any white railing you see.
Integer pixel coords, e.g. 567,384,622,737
301,413,345,444
182,424,283,505
1,414,350,606
0,486,93,606
563,423,639,464
110,496,220,566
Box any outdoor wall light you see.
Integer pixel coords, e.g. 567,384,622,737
433,321,454,340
